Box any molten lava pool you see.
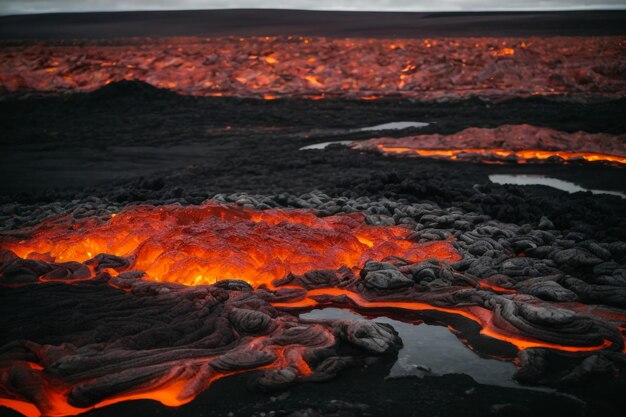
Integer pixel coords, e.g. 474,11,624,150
1,202,460,287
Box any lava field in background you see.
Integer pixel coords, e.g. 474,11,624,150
1,36,625,101
0,40,625,417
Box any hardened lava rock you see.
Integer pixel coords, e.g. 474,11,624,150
0,274,402,414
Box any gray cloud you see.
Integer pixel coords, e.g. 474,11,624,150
1,1,625,16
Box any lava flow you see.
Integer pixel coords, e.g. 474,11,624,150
1,36,624,100
0,201,460,287
0,202,459,417
1,201,625,417
375,146,626,164
351,124,626,165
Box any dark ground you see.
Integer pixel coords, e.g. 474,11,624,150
1,9,626,40
1,73,626,417
1,81,625,240
80,361,588,417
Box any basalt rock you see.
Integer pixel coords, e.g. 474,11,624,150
514,276,578,302
516,348,626,386
333,321,401,354
362,264,414,290
561,276,626,308
0,278,401,413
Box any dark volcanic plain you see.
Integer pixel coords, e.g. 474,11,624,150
1,10,626,417
1,9,626,39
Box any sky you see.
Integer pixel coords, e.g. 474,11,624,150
1,1,625,16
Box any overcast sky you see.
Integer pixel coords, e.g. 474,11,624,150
1,1,625,16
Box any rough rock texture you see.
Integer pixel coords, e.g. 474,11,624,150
0,276,402,414
1,195,625,415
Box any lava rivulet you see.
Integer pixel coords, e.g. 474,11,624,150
0,202,460,287
376,147,626,164
0,287,341,417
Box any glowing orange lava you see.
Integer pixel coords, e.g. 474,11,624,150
377,146,626,165
350,125,626,165
1,202,460,287
0,340,328,417
491,47,515,57
273,288,615,352
1,202,623,417
1,36,624,100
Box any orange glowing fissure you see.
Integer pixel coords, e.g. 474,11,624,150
0,202,618,417
377,146,626,165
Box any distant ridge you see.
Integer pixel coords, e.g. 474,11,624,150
1,9,626,40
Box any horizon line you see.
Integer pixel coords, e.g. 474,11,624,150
2,6,626,18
